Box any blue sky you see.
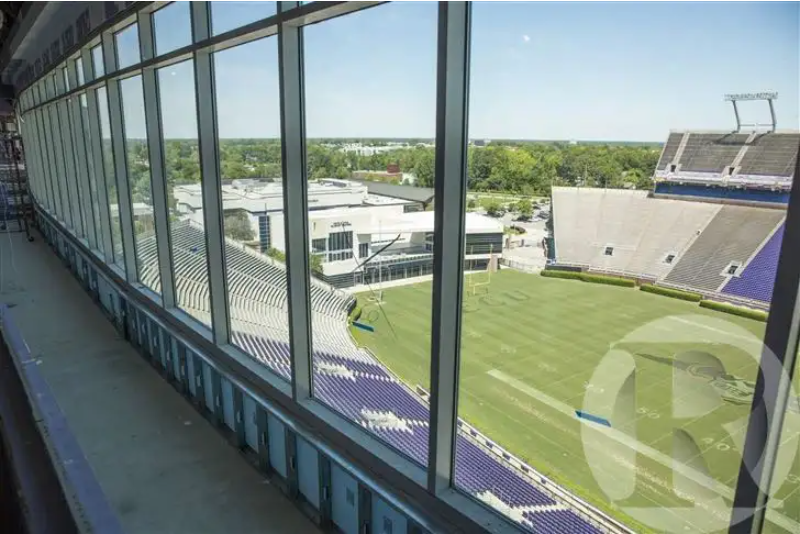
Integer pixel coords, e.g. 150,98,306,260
121,1,799,142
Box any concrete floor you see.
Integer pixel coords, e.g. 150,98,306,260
0,230,318,534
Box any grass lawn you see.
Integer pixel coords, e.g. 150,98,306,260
351,269,800,534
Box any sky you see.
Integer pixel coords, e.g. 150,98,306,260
119,1,799,142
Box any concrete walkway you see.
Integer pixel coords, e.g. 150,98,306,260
0,230,317,534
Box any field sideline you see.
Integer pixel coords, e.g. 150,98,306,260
350,269,800,534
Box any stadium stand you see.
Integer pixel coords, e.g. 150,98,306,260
551,187,719,279
656,132,683,171
135,219,608,534
739,133,800,177
721,223,784,303
679,133,749,174
661,205,784,291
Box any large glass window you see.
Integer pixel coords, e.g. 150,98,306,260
96,85,125,269
305,2,437,465
453,3,797,533
57,99,84,237
91,44,104,78
80,93,104,254
211,1,276,36
213,36,286,376
115,23,141,70
67,97,92,243
120,75,160,294
157,60,208,325
153,2,192,56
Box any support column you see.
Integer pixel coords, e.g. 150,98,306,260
427,2,471,495
278,0,314,400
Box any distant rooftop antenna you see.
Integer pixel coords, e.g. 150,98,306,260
724,92,778,133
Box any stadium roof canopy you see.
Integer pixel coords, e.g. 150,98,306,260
350,179,435,206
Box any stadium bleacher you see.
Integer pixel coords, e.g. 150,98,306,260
136,219,604,534
739,133,800,177
721,223,784,303
679,133,749,174
552,187,720,279
656,132,683,171
662,205,784,292
551,127,795,306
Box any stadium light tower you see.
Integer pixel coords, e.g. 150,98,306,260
723,92,778,133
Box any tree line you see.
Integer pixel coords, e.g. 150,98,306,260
123,138,662,208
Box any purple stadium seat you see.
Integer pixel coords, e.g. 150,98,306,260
722,224,784,303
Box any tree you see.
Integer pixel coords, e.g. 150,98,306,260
224,210,255,242
484,198,503,217
517,199,533,221
310,253,324,278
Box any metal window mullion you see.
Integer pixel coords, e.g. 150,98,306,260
427,1,471,495
191,2,230,343
140,11,175,307
730,152,800,533
107,78,138,281
278,1,313,400
69,96,98,249
86,87,115,263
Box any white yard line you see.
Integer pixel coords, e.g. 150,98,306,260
488,369,800,533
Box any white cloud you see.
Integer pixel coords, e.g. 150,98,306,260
522,34,530,43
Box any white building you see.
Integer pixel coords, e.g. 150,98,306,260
172,179,503,287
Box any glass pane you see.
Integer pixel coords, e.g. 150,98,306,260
211,1,276,36
96,85,125,269
62,67,70,92
76,57,85,86
57,100,83,236
157,60,208,325
45,106,69,222
92,44,104,78
154,2,192,56
120,75,161,294
115,23,141,70
305,2,437,466
456,2,797,533
214,38,286,376
67,97,90,241
80,93,104,254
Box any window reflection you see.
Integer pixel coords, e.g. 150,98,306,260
304,2,437,465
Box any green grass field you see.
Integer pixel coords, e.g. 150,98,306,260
351,269,800,534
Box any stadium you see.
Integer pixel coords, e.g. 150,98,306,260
127,95,800,534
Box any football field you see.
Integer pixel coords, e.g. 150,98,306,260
350,269,800,534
